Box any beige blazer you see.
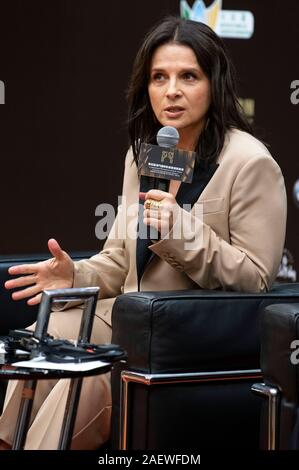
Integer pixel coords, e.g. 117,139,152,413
73,129,287,326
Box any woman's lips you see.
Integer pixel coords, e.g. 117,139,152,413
164,106,185,118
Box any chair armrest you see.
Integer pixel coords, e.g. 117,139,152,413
261,303,299,402
112,284,299,373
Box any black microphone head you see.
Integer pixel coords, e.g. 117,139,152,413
156,126,179,148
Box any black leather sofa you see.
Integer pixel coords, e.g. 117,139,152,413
111,285,299,449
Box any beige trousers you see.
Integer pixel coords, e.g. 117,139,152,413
0,305,112,450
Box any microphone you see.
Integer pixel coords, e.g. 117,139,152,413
155,126,180,192
138,126,196,242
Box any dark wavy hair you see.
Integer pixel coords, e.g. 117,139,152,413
127,16,253,164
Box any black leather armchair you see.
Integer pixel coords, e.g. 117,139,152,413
252,302,299,450
111,284,299,450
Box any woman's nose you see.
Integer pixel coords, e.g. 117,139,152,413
166,78,182,99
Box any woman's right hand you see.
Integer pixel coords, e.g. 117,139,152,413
4,238,74,306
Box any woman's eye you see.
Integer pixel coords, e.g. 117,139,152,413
183,72,197,81
152,73,164,81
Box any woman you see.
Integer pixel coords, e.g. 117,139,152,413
0,16,286,449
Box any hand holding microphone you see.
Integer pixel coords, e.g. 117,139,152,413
139,126,182,238
141,188,179,238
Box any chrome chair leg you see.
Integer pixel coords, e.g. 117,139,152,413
251,382,280,450
120,369,262,450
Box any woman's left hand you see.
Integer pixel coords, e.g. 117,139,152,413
141,189,180,237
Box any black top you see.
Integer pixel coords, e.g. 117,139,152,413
136,160,219,285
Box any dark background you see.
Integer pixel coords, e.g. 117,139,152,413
0,1,298,274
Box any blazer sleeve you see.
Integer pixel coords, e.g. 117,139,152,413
71,149,133,299
150,154,287,293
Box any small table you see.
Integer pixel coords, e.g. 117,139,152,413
0,358,112,450
0,287,123,450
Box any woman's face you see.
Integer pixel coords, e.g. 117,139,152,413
148,43,211,149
